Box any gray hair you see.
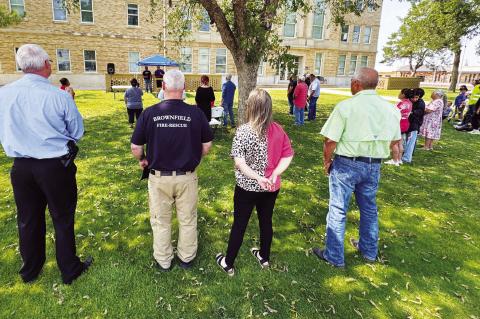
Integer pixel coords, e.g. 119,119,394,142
433,89,444,98
225,74,232,81
16,44,50,73
163,69,185,91
352,67,379,89
298,75,305,82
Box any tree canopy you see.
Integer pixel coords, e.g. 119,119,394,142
0,5,22,28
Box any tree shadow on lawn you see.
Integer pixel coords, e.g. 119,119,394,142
0,99,479,318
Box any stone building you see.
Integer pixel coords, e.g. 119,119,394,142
0,0,382,89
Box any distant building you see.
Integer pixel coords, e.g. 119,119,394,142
0,0,383,89
380,65,480,86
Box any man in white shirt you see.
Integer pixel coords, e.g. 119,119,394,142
307,74,321,121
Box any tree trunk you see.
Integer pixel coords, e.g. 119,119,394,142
235,61,260,125
449,49,461,92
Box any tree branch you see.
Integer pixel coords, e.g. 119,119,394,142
197,0,239,52
233,0,247,35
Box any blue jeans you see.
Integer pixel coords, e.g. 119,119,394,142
294,106,304,125
144,79,152,92
223,102,235,126
308,96,318,120
401,131,417,163
324,156,381,267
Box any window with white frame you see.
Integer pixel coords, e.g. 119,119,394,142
10,0,25,16
56,49,71,72
312,0,325,40
363,26,372,44
314,53,322,75
180,48,192,73
215,48,227,74
367,0,375,12
127,4,139,26
80,0,93,23
352,25,360,43
340,24,349,42
14,47,21,71
360,55,368,67
183,11,192,31
337,55,346,75
128,52,140,73
199,10,210,32
198,48,210,74
283,12,296,37
258,59,266,76
83,50,96,72
52,0,67,21
349,55,357,75
356,0,364,10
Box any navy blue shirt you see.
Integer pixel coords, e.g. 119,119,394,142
131,100,213,171
221,80,236,105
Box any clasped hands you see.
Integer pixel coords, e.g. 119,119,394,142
256,174,278,191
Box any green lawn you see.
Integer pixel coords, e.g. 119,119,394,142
333,87,460,101
0,90,479,319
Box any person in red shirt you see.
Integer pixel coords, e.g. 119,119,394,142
293,76,308,125
59,78,75,99
385,88,413,166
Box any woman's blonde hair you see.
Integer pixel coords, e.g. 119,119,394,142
244,88,273,137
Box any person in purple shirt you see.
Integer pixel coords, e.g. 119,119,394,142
221,74,237,127
452,85,468,121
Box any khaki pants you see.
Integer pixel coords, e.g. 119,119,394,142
148,171,198,268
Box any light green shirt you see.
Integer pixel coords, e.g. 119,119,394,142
320,90,401,159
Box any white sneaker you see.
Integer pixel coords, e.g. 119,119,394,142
469,129,480,135
384,159,399,166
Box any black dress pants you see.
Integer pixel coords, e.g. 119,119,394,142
10,158,84,283
225,185,279,267
127,108,143,124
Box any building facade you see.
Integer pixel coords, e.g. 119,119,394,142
0,0,382,89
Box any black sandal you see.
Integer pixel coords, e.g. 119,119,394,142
215,253,235,276
250,248,270,268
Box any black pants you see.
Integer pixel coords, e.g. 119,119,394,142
225,185,279,267
472,107,480,130
127,108,142,124
156,79,162,89
10,158,83,283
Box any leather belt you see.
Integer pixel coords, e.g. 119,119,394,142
336,155,382,164
150,169,192,176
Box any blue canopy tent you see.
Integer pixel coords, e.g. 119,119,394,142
137,54,179,67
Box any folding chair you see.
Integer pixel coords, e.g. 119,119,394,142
209,106,224,135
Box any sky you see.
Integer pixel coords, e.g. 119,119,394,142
375,0,480,71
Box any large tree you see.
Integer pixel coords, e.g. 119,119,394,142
383,0,480,90
149,0,376,121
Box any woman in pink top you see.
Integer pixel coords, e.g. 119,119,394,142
216,89,294,276
293,76,308,125
385,88,413,166
420,90,444,150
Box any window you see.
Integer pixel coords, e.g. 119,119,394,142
128,52,140,73
10,0,25,16
363,26,372,44
340,24,349,42
356,0,364,10
258,59,266,76
198,48,210,74
283,12,296,37
14,47,21,71
180,48,192,73
127,4,139,26
312,0,325,39
337,55,346,75
56,49,71,72
52,0,67,21
314,53,322,75
215,48,227,74
360,55,368,67
199,10,210,32
349,55,357,75
352,25,360,43
80,0,93,23
367,0,375,12
83,50,96,72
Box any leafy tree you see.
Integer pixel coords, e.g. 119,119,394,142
0,5,22,28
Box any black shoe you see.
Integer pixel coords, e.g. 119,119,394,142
349,238,376,263
312,247,345,268
22,271,42,284
156,262,173,272
178,258,194,270
63,256,93,285
215,253,235,276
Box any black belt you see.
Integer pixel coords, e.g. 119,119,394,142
336,155,382,164
150,169,192,176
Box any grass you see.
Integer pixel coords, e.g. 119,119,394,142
332,87,460,100
0,89,479,318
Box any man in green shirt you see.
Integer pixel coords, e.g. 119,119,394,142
313,67,401,268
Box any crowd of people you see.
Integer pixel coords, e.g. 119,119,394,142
287,73,321,125
0,44,477,285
